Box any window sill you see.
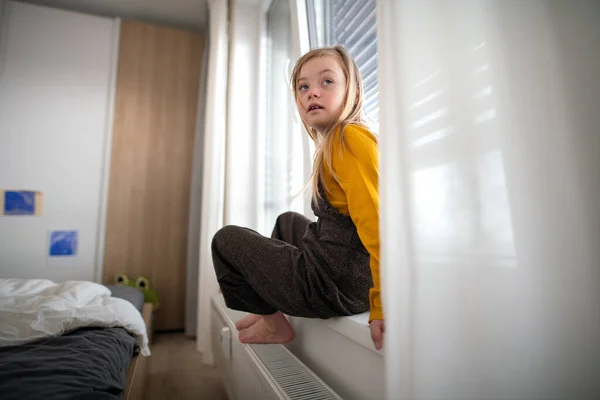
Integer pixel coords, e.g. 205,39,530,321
212,293,381,356
325,312,382,356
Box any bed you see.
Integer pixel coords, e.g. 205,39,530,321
0,279,151,400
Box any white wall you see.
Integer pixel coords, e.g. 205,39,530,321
0,2,116,282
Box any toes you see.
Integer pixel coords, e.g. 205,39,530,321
235,315,262,331
238,323,263,343
239,329,254,343
236,320,249,331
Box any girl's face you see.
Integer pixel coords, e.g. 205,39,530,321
296,55,347,134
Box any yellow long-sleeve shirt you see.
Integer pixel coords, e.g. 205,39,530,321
322,124,382,322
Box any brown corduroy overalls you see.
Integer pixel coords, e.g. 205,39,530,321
211,185,373,318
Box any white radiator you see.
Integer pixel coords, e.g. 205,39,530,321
211,296,343,400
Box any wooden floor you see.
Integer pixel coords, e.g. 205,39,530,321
144,332,229,400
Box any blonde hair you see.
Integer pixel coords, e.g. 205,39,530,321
290,46,369,200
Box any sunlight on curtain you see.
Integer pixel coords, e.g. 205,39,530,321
407,32,515,266
378,0,600,398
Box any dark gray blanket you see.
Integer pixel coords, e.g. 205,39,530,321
0,327,138,400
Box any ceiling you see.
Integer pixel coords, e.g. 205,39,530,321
19,0,209,32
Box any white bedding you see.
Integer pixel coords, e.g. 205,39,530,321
0,278,150,356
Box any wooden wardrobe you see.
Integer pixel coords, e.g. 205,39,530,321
102,20,204,331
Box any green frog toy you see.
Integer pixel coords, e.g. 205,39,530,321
115,273,160,310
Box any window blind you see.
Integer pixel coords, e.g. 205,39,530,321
307,0,379,130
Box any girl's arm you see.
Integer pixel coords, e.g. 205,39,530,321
331,124,382,322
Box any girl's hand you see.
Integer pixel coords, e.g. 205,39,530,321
370,319,385,350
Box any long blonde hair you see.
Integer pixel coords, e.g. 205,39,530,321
291,46,369,200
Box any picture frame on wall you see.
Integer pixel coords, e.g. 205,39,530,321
0,190,43,216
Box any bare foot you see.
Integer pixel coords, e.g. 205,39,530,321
238,311,295,344
235,314,263,331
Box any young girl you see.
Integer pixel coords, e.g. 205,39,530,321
211,46,384,350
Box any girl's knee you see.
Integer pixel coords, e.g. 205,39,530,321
276,211,299,223
211,225,239,252
212,225,244,279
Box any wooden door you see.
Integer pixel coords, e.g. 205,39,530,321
103,19,204,331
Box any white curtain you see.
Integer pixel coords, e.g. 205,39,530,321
378,1,600,399
224,2,263,229
196,0,228,365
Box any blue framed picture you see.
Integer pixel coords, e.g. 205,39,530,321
49,230,78,257
4,191,36,215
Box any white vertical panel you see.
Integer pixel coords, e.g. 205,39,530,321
94,18,120,284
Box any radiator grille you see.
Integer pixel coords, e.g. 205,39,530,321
250,344,341,400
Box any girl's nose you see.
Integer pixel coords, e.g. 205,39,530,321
308,87,320,99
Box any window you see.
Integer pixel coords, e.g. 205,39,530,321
261,0,306,234
303,2,515,265
261,0,380,233
306,0,379,132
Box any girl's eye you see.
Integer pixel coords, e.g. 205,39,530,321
299,84,309,91
323,79,333,85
